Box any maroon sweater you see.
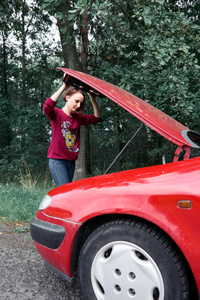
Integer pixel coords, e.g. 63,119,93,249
43,97,101,160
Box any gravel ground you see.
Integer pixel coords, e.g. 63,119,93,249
0,222,84,300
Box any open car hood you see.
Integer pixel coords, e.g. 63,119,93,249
58,67,200,149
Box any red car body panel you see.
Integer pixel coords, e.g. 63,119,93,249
34,211,80,277
34,156,200,290
58,67,200,149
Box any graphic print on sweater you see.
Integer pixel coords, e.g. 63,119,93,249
61,121,79,153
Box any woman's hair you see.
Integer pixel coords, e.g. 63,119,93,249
63,86,86,113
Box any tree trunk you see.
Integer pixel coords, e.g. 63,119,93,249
56,1,81,70
145,125,155,165
80,11,88,73
73,126,87,180
74,10,90,180
21,0,26,150
56,1,89,180
80,11,92,176
1,33,12,161
2,33,8,96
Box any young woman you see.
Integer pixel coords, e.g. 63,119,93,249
43,79,101,187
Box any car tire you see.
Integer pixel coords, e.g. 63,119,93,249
78,219,190,300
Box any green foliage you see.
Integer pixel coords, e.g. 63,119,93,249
1,0,200,183
86,0,200,172
85,0,200,126
133,2,200,125
0,0,63,182
0,183,48,223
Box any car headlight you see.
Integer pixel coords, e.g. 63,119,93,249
39,194,52,210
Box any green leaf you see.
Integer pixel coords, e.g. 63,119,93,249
144,16,151,26
155,0,165,4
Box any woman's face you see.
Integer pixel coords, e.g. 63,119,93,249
66,92,84,113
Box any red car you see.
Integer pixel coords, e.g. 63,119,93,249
31,68,200,300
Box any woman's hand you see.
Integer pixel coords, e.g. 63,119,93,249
63,74,70,89
88,91,101,118
87,91,96,103
51,78,69,102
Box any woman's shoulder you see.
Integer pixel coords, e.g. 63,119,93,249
72,112,82,118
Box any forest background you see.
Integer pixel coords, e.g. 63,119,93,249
1,0,200,189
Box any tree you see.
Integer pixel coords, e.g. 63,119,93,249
41,0,200,172
1,0,199,183
0,0,62,182
86,0,200,164
41,0,93,180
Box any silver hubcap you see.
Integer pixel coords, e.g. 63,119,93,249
91,241,164,300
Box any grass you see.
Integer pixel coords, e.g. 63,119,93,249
0,183,49,225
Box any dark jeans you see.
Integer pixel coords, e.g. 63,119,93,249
49,158,75,187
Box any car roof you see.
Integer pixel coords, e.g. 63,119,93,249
57,67,200,149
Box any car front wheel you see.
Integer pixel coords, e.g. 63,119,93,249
78,219,190,300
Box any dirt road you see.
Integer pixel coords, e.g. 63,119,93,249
0,222,84,300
